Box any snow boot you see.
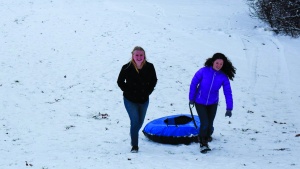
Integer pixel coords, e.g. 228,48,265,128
199,137,211,153
131,146,139,153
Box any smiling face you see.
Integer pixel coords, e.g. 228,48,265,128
213,59,224,71
132,50,145,67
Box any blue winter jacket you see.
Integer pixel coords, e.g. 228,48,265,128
189,66,233,110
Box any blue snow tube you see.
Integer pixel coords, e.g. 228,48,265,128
142,114,200,145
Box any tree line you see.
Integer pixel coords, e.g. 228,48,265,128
248,0,300,38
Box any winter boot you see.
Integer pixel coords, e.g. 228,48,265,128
131,146,139,153
199,137,211,153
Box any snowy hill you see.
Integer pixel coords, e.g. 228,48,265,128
1,0,299,168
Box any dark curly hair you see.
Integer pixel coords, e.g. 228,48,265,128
204,53,236,80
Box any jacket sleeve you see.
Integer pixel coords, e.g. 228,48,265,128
189,69,203,101
148,63,158,95
117,65,128,92
223,77,233,110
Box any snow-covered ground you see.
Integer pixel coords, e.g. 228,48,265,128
1,0,299,168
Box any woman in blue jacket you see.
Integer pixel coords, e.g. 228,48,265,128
189,53,236,151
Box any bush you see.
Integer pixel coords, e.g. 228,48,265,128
248,0,300,38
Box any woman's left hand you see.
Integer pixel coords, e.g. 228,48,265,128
225,110,232,117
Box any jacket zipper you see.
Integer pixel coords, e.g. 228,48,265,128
206,72,216,105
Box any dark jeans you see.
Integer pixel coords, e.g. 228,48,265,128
123,97,149,146
195,103,218,139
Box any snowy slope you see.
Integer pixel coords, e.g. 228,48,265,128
1,0,299,169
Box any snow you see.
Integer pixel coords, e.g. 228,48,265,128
1,0,300,168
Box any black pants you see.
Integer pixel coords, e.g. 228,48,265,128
195,103,218,139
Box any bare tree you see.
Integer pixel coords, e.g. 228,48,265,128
248,0,300,38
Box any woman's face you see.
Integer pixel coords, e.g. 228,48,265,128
132,50,145,66
213,59,224,71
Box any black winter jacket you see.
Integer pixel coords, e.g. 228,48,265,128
117,61,157,104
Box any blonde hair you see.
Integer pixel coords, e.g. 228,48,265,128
131,46,147,72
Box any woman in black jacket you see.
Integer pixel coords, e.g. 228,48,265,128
117,46,157,153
